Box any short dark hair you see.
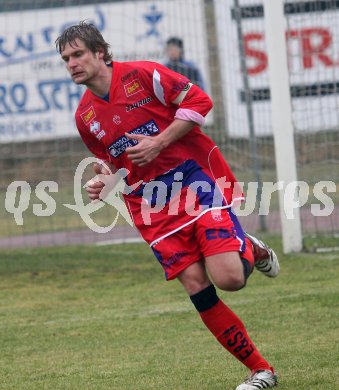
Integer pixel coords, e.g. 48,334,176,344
166,36,184,50
55,21,113,63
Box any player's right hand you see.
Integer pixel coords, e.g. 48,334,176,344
84,162,109,202
85,179,105,202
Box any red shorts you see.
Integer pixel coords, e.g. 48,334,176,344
151,208,254,280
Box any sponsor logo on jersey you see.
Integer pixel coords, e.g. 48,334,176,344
221,325,255,361
80,105,96,125
205,227,237,240
162,251,188,269
126,96,153,112
124,79,144,97
121,69,138,83
152,248,188,270
89,120,106,140
108,119,160,158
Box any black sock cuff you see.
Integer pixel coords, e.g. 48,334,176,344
190,284,219,313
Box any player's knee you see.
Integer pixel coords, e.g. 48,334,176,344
213,272,245,292
181,277,211,296
177,262,211,296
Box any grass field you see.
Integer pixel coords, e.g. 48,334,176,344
1,237,338,389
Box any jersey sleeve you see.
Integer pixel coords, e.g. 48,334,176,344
177,83,212,117
136,61,213,118
136,61,189,106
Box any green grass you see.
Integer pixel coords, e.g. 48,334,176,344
0,238,338,389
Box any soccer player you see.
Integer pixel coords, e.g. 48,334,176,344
164,36,206,91
56,22,279,390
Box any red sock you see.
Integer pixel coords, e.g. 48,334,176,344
191,285,271,372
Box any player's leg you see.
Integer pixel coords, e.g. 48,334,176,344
196,208,280,284
191,209,277,386
150,220,277,388
203,253,276,368
175,254,265,373
175,259,212,295
195,208,257,290
204,251,248,291
179,253,273,372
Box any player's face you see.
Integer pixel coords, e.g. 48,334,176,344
61,38,103,85
166,44,182,61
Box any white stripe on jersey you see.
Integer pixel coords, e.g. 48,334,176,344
153,69,166,106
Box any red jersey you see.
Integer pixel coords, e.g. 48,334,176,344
75,61,243,246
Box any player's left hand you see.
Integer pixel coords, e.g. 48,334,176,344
125,133,163,166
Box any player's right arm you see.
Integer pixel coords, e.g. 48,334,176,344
75,113,116,202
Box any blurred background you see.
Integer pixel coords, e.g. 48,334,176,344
0,0,338,251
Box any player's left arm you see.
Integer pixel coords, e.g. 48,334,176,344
126,80,213,166
125,118,195,166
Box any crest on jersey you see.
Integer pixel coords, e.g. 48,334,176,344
89,121,105,140
90,121,100,134
211,210,223,222
113,115,121,125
